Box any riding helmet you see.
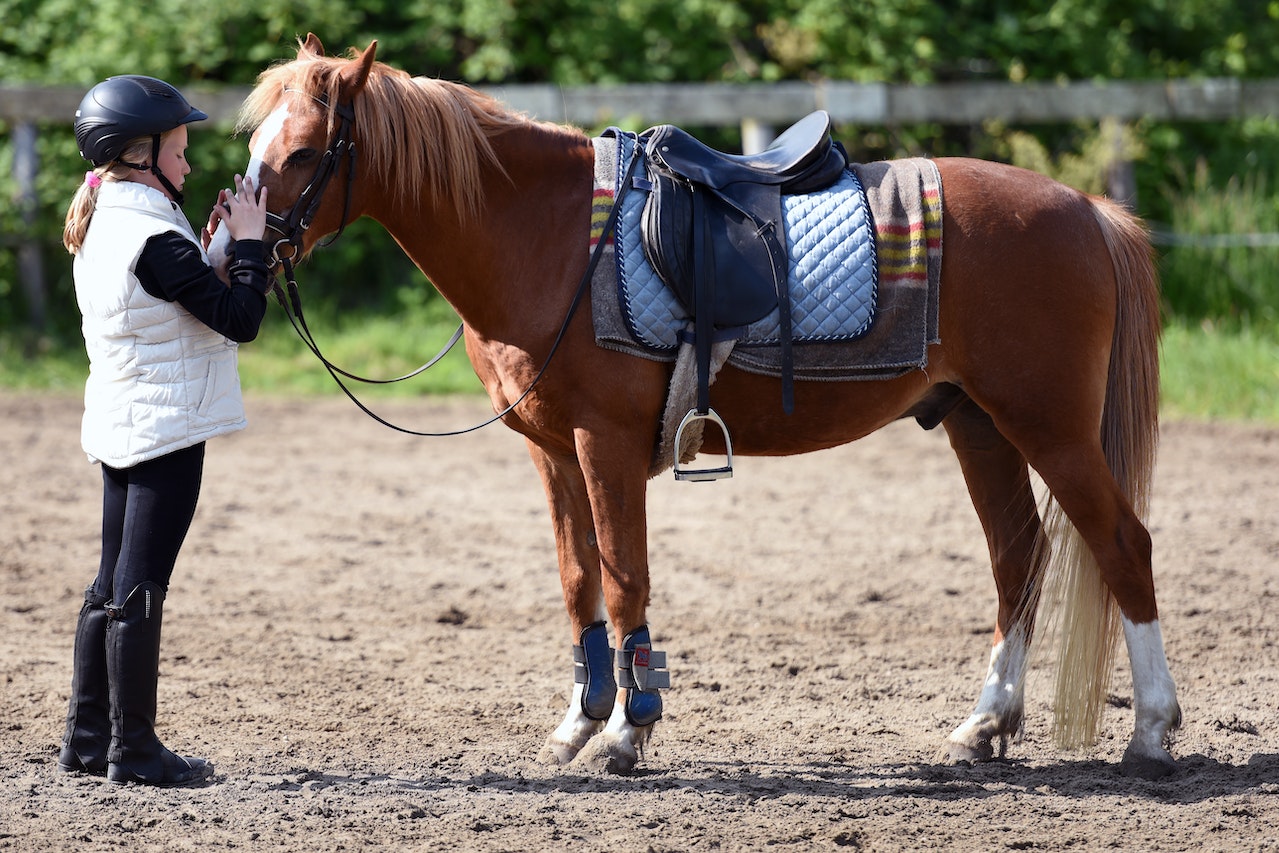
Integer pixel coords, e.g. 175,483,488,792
74,75,207,166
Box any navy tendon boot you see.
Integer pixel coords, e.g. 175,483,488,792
57,587,111,775
105,582,213,786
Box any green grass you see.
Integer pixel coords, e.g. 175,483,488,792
0,297,482,398
0,336,89,392
4,317,1277,422
235,300,481,397
1157,168,1279,328
1159,321,1279,421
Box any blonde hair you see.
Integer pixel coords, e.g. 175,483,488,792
62,133,170,254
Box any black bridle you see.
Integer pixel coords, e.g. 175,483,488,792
262,91,640,437
264,90,358,271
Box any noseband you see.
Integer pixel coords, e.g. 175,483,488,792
265,91,358,270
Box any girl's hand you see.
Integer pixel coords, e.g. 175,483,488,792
208,174,268,243
200,188,228,251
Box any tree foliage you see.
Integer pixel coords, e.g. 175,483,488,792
5,0,1272,85
2,0,1278,338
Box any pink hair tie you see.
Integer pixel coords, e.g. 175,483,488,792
84,171,102,188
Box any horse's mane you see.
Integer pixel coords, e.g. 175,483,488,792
237,43,536,221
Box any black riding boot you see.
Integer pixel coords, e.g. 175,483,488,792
105,582,213,786
58,587,111,774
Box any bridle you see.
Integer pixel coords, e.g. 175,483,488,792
259,90,640,437
264,89,358,271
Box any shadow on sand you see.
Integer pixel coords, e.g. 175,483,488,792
283,751,1278,804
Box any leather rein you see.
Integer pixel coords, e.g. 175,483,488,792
263,92,638,437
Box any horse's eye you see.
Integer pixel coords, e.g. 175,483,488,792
287,148,318,166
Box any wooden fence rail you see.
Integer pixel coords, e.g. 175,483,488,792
5,78,1279,126
5,78,1278,333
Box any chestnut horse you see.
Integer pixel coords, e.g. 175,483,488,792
214,35,1181,779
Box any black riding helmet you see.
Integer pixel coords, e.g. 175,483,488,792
74,75,207,204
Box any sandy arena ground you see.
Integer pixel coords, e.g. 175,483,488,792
2,392,1276,851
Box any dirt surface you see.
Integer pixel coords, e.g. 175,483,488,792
2,392,1277,851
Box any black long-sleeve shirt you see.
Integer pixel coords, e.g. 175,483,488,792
135,235,271,343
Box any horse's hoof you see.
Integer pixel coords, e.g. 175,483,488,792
1120,746,1176,780
537,738,581,767
938,738,994,765
572,733,639,775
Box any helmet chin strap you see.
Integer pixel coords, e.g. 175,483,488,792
118,134,185,206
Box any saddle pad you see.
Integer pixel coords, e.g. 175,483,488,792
591,132,943,381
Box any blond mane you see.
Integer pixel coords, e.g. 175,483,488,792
237,42,534,221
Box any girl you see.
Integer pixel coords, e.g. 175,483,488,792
59,75,272,786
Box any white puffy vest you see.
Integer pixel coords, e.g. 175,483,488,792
75,181,246,468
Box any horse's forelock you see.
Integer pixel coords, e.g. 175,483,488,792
236,53,332,131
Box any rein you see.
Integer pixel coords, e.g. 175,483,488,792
268,117,641,437
265,90,457,388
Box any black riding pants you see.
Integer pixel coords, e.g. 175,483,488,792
91,443,205,603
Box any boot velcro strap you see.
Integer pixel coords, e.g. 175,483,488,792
616,647,670,691
572,644,588,684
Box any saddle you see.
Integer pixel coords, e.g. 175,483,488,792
638,111,848,478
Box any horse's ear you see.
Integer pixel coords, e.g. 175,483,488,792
340,40,378,95
301,33,325,57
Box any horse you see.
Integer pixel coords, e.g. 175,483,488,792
211,34,1181,780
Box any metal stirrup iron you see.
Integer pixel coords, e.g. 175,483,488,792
672,407,734,481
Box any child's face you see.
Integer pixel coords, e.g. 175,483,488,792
155,125,191,195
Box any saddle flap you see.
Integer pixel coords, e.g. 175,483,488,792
641,168,781,326
635,114,853,417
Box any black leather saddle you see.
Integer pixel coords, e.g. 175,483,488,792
636,111,847,477
645,110,846,194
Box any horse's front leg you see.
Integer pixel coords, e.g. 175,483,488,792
570,431,668,775
525,442,614,766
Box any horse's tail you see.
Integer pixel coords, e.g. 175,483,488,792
1040,195,1162,749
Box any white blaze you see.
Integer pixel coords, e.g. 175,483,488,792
245,103,291,187
207,103,291,265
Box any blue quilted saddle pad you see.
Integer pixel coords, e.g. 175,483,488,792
612,132,878,353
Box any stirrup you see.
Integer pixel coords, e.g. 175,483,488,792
673,408,734,481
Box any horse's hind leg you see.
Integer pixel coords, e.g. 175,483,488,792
525,442,613,766
1024,439,1180,777
940,400,1045,763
